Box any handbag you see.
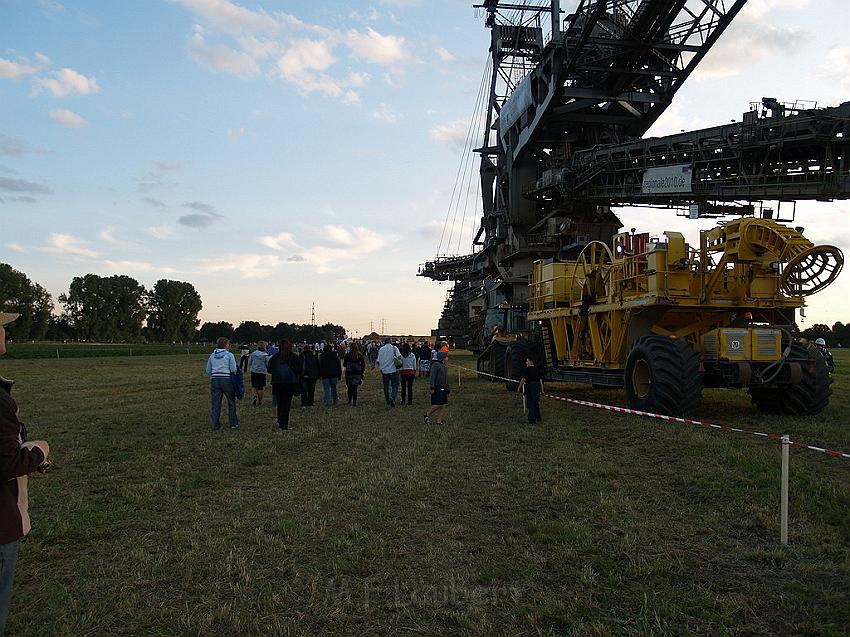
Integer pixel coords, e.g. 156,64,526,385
392,346,403,369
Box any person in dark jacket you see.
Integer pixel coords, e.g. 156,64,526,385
516,357,544,424
319,343,342,406
266,340,302,429
299,344,320,407
0,313,50,633
343,342,367,406
423,351,449,425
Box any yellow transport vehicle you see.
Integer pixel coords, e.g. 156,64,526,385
526,218,843,415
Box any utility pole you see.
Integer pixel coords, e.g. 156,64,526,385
552,0,561,38
370,320,373,333
311,302,316,326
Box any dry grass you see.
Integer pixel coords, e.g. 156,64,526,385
2,350,849,636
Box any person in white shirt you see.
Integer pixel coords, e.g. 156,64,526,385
376,337,402,406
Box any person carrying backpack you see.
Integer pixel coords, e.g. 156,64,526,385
299,344,320,407
267,341,302,430
343,342,367,406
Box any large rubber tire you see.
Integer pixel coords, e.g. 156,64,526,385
778,342,832,415
624,336,703,416
490,340,506,382
749,388,784,413
505,342,528,391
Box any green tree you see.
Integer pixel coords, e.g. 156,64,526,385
233,321,264,343
198,321,234,342
147,279,203,342
0,263,54,340
800,323,834,345
59,274,147,342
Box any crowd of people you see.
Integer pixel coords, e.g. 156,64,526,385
206,336,453,431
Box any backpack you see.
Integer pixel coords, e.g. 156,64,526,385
346,356,363,375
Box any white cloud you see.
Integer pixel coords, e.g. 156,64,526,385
172,0,280,36
435,47,456,64
0,57,38,80
346,28,410,66
430,119,468,151
148,225,176,239
819,47,850,92
278,39,336,76
259,232,300,251
188,29,260,77
372,103,398,124
101,260,177,274
197,253,282,278
49,108,89,128
35,67,100,97
5,243,26,253
696,3,810,79
46,233,99,258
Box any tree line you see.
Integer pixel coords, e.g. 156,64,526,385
1,263,346,344
800,323,850,348
198,321,347,346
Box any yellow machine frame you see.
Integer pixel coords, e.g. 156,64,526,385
528,218,843,370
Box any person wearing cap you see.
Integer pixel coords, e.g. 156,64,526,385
424,350,450,425
814,337,835,373
0,313,50,633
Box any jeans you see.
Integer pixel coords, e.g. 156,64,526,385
382,372,400,405
526,385,542,424
322,378,339,406
273,386,296,428
0,540,19,635
210,377,238,429
400,374,414,404
301,378,317,406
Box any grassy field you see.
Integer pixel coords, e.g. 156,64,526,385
2,350,849,636
2,342,211,360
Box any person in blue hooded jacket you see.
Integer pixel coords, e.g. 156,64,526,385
205,337,239,430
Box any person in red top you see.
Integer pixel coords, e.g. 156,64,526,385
0,313,50,633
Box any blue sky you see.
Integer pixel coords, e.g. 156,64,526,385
1,0,849,335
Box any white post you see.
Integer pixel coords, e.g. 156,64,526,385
56,349,60,360
522,392,527,414
458,366,461,388
129,347,133,357
781,434,790,545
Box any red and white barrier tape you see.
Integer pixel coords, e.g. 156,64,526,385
458,365,850,461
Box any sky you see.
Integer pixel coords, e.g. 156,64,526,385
1,0,849,337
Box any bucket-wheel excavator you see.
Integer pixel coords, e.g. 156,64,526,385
420,0,850,414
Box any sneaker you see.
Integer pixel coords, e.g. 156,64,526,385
424,415,430,424
229,424,239,429
252,396,257,406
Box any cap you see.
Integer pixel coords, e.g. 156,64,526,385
0,313,20,326
815,337,826,346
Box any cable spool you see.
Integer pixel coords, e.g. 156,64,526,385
781,245,844,296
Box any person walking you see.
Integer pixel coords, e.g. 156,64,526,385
367,341,379,371
424,351,450,425
399,342,417,405
0,313,51,634
319,343,342,406
249,341,270,406
343,342,367,406
376,337,402,406
205,337,239,430
299,344,320,407
517,357,544,424
418,341,432,377
814,337,836,373
239,344,250,372
267,341,302,430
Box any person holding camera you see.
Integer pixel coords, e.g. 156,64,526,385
0,313,51,633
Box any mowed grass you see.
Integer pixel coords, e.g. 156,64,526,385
3,350,849,636
3,342,210,360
